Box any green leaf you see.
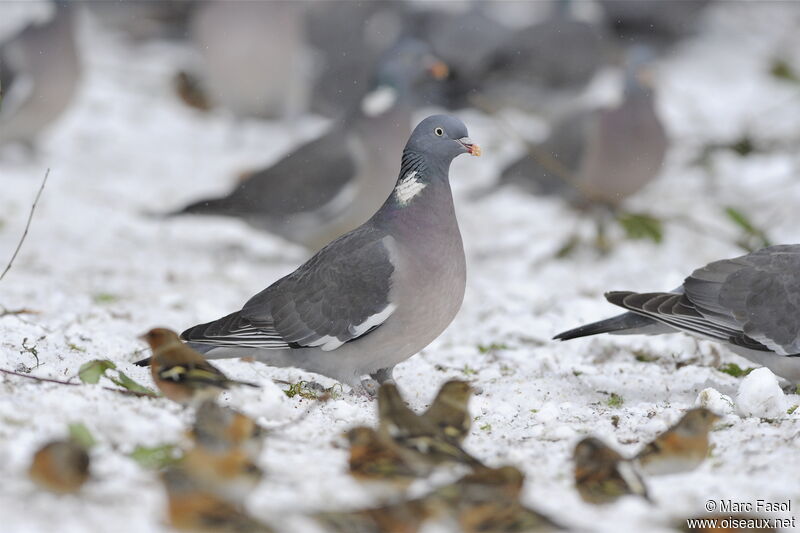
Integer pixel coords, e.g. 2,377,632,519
129,444,181,469
68,423,96,449
787,405,798,415
607,393,624,408
78,359,117,384
93,292,118,304
617,212,663,243
724,207,771,251
109,371,158,396
770,59,800,83
477,343,508,354
283,381,319,400
718,362,755,378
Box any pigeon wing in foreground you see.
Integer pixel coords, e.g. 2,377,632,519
554,245,800,382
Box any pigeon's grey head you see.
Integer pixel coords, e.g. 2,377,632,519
404,114,481,162
361,39,447,116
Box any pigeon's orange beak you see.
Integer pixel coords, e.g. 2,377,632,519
458,137,481,157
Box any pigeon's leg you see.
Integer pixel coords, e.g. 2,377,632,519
357,377,381,397
370,367,395,384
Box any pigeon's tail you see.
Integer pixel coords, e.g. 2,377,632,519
168,195,235,218
553,311,663,341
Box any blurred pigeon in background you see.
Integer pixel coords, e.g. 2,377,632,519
0,1,80,150
84,0,193,42
305,0,406,118
178,115,480,394
599,0,712,50
409,5,508,110
498,46,667,210
170,39,448,250
483,0,609,114
185,1,310,119
555,245,800,383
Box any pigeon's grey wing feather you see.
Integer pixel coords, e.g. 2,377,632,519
185,226,397,351
245,226,396,350
178,130,358,218
604,291,755,346
684,245,800,355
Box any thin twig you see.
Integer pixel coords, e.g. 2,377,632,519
0,367,155,398
0,306,38,317
0,168,50,282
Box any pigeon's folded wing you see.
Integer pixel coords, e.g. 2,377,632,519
183,227,397,351
684,245,800,355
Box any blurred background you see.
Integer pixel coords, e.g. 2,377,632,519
2,1,800,531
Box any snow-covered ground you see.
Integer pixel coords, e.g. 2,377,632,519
2,3,800,532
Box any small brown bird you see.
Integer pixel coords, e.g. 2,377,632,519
432,466,561,533
422,380,473,444
314,498,435,533
377,383,484,469
162,467,274,533
636,408,720,476
455,500,563,533
139,328,258,405
346,426,422,488
181,445,264,503
573,437,649,505
192,400,265,460
28,439,90,494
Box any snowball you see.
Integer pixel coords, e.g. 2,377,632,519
735,368,787,418
696,387,735,416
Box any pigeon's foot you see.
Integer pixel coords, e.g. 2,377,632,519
356,378,381,398
370,367,395,385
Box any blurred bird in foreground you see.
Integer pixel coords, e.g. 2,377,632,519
432,466,562,532
162,467,274,533
314,498,434,533
554,245,800,383
181,444,263,503
192,400,265,460
421,380,473,444
137,328,258,406
499,45,666,209
0,0,80,150
636,408,719,476
28,438,90,494
573,437,649,505
346,426,420,489
170,38,449,250
377,383,484,469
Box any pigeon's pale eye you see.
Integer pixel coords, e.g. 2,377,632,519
434,127,444,136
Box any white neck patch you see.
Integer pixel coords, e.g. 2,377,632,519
394,171,426,206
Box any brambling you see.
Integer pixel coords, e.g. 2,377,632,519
181,444,264,503
139,328,258,405
192,400,265,460
346,426,421,488
636,408,720,476
161,467,274,533
432,466,561,532
438,466,526,504
422,380,473,444
455,500,563,533
28,439,90,494
573,437,649,505
314,498,435,533
377,383,484,469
